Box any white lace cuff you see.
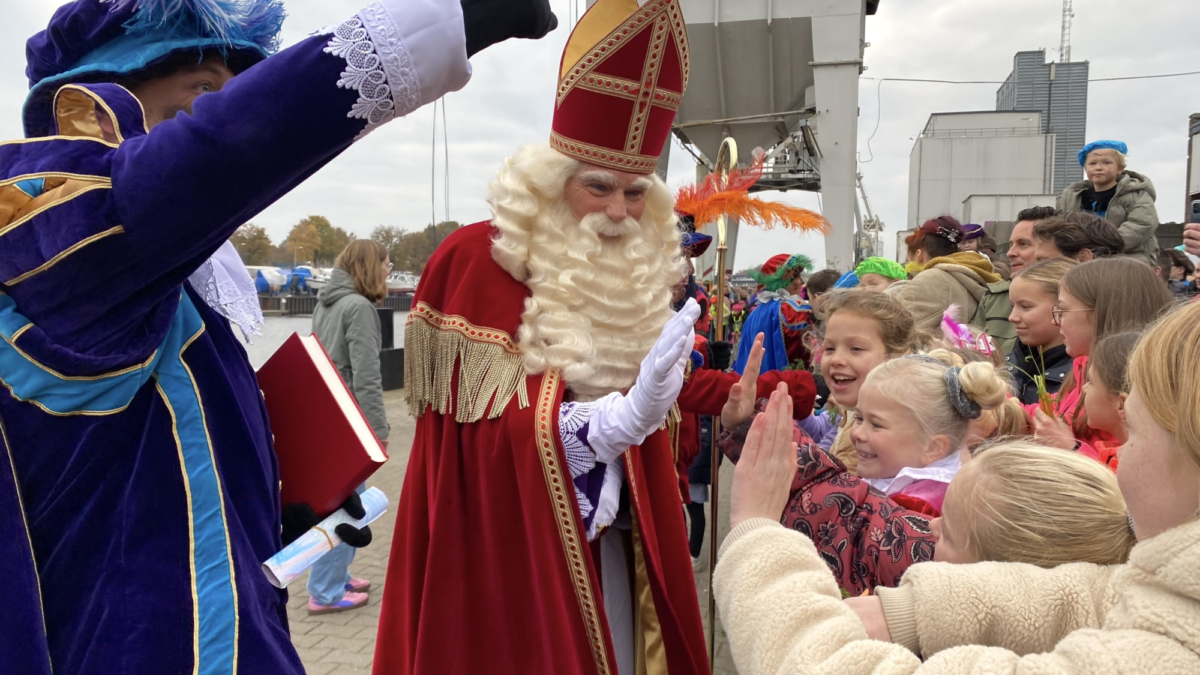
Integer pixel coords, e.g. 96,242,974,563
323,0,471,140
189,241,264,343
560,401,598,519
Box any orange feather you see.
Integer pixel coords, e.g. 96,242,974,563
674,152,830,234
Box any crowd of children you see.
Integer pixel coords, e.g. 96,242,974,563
694,141,1200,672
715,297,1200,675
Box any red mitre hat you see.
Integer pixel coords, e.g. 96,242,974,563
550,0,689,174
760,254,794,277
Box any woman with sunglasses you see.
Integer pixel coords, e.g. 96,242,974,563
306,239,393,614
1032,257,1174,453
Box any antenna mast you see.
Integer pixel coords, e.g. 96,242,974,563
1059,0,1074,62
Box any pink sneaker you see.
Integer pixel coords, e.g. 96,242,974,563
307,591,368,615
344,578,371,593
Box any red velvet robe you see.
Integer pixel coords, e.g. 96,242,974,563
373,222,709,675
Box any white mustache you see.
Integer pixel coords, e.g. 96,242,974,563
580,212,637,238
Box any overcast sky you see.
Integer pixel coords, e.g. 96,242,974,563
4,0,1198,272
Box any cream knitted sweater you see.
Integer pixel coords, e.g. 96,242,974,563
714,517,1200,674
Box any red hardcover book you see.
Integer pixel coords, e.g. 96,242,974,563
257,332,388,518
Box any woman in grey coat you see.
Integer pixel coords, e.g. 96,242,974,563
306,239,391,614
1057,140,1160,266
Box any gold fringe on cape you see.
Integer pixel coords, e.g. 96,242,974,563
405,303,529,423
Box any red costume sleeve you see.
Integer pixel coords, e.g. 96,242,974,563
676,369,816,418
781,443,936,596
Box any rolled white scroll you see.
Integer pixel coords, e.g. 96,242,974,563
262,487,389,588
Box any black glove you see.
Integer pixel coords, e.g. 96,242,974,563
709,341,733,371
333,491,373,548
281,502,319,548
462,0,558,57
280,493,373,548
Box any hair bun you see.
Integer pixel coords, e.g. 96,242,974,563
956,361,1011,411
943,367,982,419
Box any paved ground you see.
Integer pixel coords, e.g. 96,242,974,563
286,388,737,674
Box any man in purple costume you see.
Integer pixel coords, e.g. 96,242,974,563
0,1,555,673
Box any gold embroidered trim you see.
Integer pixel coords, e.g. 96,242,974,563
0,181,112,238
574,73,682,112
54,86,126,145
550,132,659,174
552,0,689,171
178,327,240,674
154,378,202,666
0,414,48,642
6,225,125,286
662,403,681,464
556,0,688,107
50,83,150,141
404,303,529,422
0,172,112,190
625,12,671,154
0,136,119,150
665,0,690,92
2,315,158,382
535,369,613,675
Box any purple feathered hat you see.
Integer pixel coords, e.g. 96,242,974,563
23,0,285,137
960,223,985,241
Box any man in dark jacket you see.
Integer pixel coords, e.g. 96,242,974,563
1057,140,1159,266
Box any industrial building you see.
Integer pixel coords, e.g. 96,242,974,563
905,47,1089,238
996,50,1089,193
907,111,1057,230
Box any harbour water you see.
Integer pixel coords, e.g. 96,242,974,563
239,313,408,370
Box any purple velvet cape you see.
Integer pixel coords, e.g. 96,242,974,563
0,33,372,675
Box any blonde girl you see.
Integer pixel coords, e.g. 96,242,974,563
1006,258,1077,405
804,290,921,473
719,300,1200,675
850,357,1009,515
931,440,1134,565
1034,257,1174,450
926,348,1029,450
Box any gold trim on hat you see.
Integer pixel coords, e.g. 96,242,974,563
550,132,660,173
557,0,689,109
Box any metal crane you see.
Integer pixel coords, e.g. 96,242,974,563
1060,0,1074,62
854,171,884,261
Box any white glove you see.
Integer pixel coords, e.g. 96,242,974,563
587,299,700,463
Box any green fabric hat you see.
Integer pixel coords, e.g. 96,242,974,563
855,257,906,281
750,254,813,292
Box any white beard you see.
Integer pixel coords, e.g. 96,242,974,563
488,144,684,401
515,207,679,400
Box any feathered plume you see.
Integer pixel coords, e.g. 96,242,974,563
102,0,287,53
940,305,994,356
675,148,831,234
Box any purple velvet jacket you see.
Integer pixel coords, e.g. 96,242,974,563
0,5,469,673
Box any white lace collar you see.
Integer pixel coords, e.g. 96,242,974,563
188,241,264,343
756,289,796,304
863,451,962,496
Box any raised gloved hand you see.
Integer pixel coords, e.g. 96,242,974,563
588,299,701,463
708,340,733,371
462,0,558,57
280,492,373,548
